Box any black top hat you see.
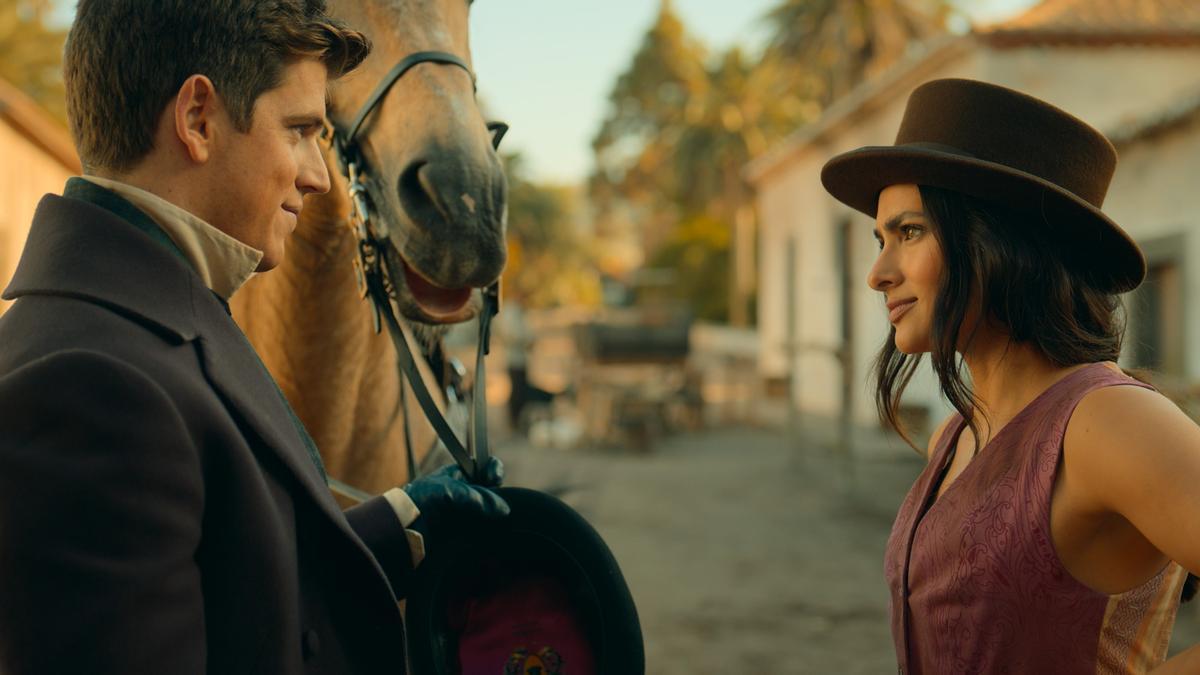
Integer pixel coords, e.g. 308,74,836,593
821,78,1145,293
405,487,645,674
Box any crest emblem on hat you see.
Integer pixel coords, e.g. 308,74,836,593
504,647,563,675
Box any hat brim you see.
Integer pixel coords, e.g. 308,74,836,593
405,487,645,674
820,145,1146,293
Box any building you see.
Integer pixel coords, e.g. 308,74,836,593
0,76,80,315
746,0,1200,443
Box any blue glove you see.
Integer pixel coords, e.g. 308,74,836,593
403,457,510,528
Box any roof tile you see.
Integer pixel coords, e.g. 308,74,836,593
981,0,1200,45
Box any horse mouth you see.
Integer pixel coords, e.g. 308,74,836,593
400,259,475,321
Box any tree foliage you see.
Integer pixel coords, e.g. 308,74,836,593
644,214,731,322
590,0,953,322
764,0,952,106
501,153,601,309
0,0,68,123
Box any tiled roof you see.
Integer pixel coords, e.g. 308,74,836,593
1107,89,1200,145
979,0,1200,46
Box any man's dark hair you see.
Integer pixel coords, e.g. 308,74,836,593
64,0,371,174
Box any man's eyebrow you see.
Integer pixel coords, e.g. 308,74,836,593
284,114,325,127
874,210,926,238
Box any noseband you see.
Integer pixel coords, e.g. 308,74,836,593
328,51,507,498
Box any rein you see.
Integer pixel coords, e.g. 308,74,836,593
326,50,509,501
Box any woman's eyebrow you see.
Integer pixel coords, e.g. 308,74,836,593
875,210,926,238
882,211,925,232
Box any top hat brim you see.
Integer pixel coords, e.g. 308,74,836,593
821,144,1146,293
404,487,645,675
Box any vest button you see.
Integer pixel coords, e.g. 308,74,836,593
302,629,321,661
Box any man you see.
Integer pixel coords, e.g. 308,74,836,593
0,2,505,673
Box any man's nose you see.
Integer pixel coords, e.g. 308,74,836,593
299,144,331,196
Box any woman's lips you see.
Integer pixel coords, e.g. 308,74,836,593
889,300,916,323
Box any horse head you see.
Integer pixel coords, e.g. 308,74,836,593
325,0,507,329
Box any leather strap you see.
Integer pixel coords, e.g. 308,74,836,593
346,51,474,144
325,49,506,502
368,259,496,482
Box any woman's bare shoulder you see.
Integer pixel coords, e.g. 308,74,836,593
1064,380,1200,573
1069,382,1189,441
1064,381,1200,499
923,412,959,463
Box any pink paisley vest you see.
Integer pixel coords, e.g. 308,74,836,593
884,362,1187,674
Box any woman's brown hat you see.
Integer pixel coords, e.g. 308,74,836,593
821,78,1145,293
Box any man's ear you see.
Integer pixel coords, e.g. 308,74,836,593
174,75,222,164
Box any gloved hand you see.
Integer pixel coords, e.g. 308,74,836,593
403,457,509,533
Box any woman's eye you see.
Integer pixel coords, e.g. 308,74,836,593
900,224,922,240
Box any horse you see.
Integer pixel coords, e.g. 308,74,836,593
230,0,507,499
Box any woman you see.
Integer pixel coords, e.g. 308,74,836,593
821,78,1200,673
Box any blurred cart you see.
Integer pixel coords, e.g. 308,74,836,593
572,308,697,451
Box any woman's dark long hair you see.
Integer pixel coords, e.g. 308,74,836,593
870,185,1196,602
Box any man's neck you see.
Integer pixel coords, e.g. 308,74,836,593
95,142,214,212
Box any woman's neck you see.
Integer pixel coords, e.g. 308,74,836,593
959,328,1086,441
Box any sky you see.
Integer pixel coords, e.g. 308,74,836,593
49,0,1040,185
469,0,1039,185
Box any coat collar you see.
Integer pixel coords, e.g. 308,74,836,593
2,186,377,560
4,185,199,342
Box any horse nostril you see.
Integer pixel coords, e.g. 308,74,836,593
392,154,508,287
397,159,438,218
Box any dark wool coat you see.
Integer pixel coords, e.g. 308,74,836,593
0,182,415,674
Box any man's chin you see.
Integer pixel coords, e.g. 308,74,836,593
254,253,281,273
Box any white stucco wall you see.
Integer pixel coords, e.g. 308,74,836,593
755,48,982,429
980,47,1200,133
1105,113,1200,379
754,40,1200,435
0,121,76,315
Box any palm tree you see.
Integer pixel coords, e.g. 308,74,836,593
765,0,952,106
590,0,709,253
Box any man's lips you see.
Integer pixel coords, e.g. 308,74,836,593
887,298,916,323
401,260,473,318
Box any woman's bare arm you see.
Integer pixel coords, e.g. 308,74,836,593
1066,384,1200,671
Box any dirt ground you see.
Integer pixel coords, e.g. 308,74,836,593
498,426,1200,674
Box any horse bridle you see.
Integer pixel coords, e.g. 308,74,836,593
327,50,508,500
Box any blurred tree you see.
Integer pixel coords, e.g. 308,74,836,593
644,213,731,322
501,153,601,309
0,0,68,123
764,0,953,106
590,2,814,323
590,0,955,323
670,48,817,324
590,0,708,256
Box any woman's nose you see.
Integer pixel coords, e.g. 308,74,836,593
867,252,899,292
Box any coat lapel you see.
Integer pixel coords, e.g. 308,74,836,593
189,292,347,522
6,190,384,566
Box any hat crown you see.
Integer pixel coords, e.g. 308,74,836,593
894,79,1116,208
